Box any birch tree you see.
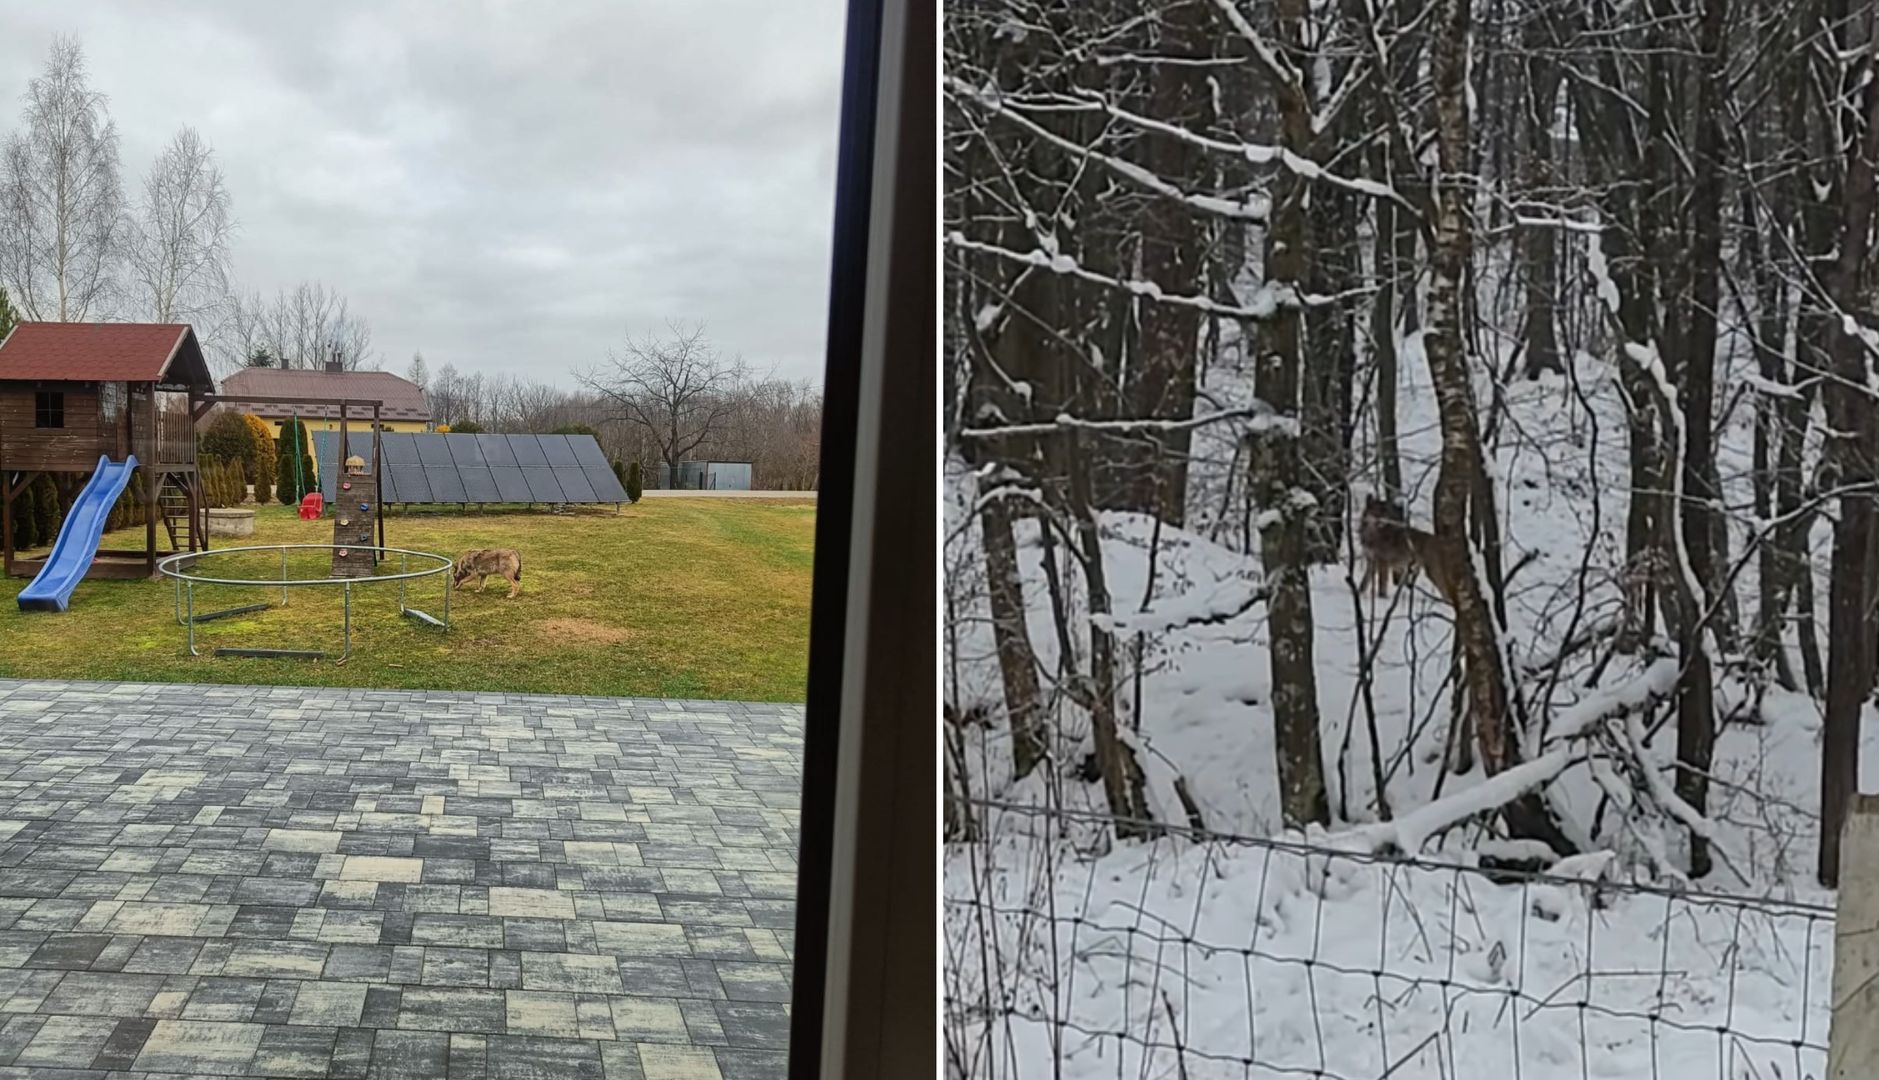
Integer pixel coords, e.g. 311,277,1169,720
127,126,234,328
0,36,124,322
1420,0,1571,852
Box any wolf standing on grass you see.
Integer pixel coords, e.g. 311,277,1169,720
452,549,523,598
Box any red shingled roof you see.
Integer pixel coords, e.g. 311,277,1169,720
0,322,212,387
217,367,433,421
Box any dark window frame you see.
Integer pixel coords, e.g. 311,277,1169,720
33,391,64,429
787,0,930,1076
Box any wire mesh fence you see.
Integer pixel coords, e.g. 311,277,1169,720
944,798,1831,1080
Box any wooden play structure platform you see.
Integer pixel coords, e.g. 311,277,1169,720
0,322,215,580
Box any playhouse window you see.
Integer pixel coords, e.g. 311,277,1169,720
33,392,63,429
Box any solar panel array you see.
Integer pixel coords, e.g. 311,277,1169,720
312,432,629,506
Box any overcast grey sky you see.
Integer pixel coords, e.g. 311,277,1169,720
0,1,846,387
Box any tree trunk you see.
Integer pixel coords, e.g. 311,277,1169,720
1517,29,1564,380
980,495,1047,779
1066,427,1154,837
1673,0,1728,879
1747,190,1795,680
1304,183,1356,562
1818,17,1879,885
1125,1,1210,526
943,713,977,843
1250,0,1329,829
1426,0,1572,853
1785,14,1837,706
1575,62,1665,657
1615,372,1662,654
1371,141,1405,502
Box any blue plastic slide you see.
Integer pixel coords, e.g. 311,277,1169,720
17,454,139,613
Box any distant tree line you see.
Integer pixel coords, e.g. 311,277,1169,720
420,324,820,490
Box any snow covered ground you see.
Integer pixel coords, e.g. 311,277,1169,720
946,823,1829,1079
945,320,1853,1077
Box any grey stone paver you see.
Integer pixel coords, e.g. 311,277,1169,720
0,679,799,1079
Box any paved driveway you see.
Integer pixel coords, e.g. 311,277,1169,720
0,680,802,1079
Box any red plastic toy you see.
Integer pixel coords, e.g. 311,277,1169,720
298,492,324,520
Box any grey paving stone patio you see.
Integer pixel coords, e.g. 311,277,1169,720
0,680,802,1079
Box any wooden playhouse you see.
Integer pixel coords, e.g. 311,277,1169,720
0,322,215,579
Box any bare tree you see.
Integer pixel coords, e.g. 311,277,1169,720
703,379,822,489
428,363,466,426
228,282,374,370
578,321,748,484
453,369,488,426
406,351,428,389
127,126,233,330
0,36,124,322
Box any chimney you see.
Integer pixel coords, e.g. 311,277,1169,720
325,347,343,373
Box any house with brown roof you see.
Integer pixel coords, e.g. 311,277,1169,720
213,359,433,438
0,321,216,578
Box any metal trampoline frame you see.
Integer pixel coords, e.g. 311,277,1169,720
157,544,451,660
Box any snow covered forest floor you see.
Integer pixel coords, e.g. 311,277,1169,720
943,0,1879,1074
945,347,1842,1077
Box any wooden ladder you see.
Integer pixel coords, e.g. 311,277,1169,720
158,477,195,551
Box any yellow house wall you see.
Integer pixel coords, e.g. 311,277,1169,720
281,418,431,435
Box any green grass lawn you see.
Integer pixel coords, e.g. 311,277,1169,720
0,498,815,701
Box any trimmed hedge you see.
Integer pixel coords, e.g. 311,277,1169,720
240,413,278,496
276,419,315,505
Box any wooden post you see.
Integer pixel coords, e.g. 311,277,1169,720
374,403,384,551
1830,794,1879,1075
1,477,12,579
145,384,157,578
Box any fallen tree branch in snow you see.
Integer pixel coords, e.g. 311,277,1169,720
1345,745,1584,857
1089,581,1266,635
1341,659,1687,860
1549,658,1681,740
